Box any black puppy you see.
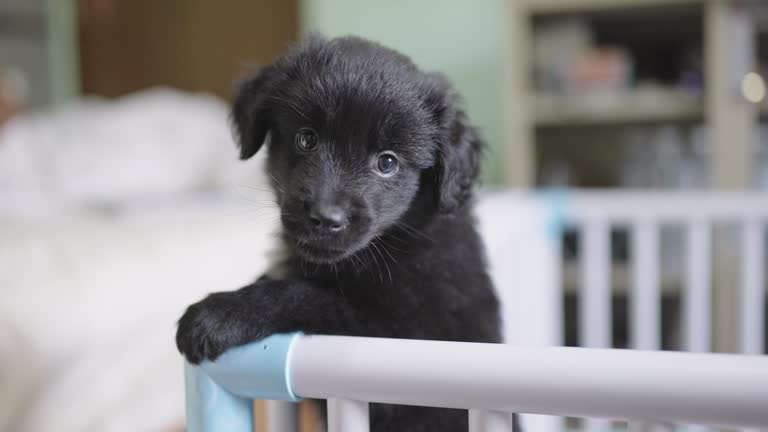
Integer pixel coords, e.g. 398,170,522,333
177,35,507,432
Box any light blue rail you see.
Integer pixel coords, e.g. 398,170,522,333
184,333,302,432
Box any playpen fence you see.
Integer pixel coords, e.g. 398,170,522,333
184,191,768,432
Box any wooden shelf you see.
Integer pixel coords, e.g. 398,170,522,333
533,91,703,127
524,0,705,15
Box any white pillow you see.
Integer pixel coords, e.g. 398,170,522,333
0,87,267,217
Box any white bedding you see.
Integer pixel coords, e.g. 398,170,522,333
0,193,559,432
0,196,281,432
0,87,266,218
0,88,276,431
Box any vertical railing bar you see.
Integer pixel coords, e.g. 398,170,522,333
546,210,566,432
631,219,661,350
469,409,515,432
740,219,767,432
685,219,712,353
580,219,612,348
683,220,712,432
741,219,765,356
629,421,657,432
630,220,661,432
327,398,370,432
580,219,612,432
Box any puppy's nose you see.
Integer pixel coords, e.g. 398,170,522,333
308,204,348,232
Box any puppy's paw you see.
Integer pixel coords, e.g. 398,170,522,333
176,291,262,364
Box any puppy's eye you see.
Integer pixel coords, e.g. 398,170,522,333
375,152,399,177
295,128,319,151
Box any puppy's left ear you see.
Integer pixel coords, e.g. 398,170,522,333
231,65,277,160
423,73,484,215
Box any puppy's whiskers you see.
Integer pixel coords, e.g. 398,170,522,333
375,236,407,254
394,221,433,242
225,204,281,221
348,249,367,273
331,261,339,281
332,263,346,298
234,184,275,194
268,175,287,196
365,246,384,285
370,240,393,284
233,184,281,211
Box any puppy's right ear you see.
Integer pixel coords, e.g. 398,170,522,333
231,65,276,160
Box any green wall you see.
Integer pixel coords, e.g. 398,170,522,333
46,0,80,104
300,0,507,183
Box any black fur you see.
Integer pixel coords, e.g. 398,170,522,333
177,35,512,432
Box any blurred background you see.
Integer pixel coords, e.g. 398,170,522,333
0,1,766,431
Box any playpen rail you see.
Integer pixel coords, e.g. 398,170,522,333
556,191,766,355
742,218,766,355
684,219,712,353
184,191,767,432
185,333,768,432
553,191,768,223
551,191,767,432
578,220,613,432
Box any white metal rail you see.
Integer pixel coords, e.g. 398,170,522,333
551,191,767,432
185,334,768,432
184,191,768,432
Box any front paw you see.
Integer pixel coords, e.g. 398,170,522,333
176,291,263,364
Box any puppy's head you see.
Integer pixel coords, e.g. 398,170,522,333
232,36,483,263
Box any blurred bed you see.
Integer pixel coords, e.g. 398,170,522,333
0,89,278,431
0,88,555,432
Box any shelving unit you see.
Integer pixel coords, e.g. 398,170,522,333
504,0,763,354
505,0,758,189
0,0,49,107
525,0,704,15
534,90,703,127
0,0,80,107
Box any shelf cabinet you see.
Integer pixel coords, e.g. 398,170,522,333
505,0,763,354
505,0,759,190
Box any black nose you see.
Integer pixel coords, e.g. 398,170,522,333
308,204,348,232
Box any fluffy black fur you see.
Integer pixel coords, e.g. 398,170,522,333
176,35,512,432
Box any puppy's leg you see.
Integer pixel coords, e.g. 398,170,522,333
370,404,467,432
176,278,356,364
370,404,522,432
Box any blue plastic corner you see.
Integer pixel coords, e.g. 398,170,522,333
185,362,254,432
184,333,302,432
200,332,302,401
